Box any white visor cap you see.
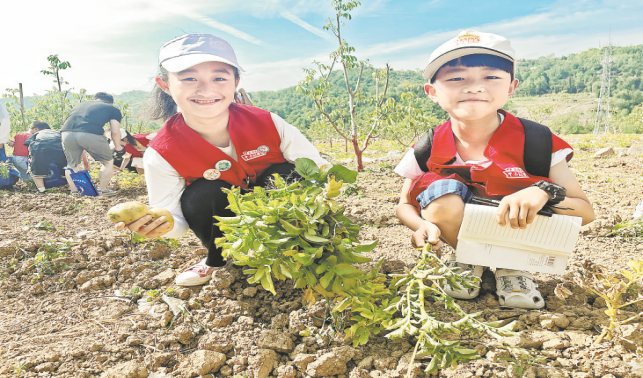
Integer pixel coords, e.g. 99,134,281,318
159,34,244,73
423,30,515,81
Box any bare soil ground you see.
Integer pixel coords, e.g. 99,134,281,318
0,136,642,378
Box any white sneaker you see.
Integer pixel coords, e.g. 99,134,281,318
176,258,215,286
496,269,545,309
443,255,484,299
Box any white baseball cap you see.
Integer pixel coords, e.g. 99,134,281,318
159,34,244,73
422,30,515,81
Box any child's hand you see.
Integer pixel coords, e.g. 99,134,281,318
115,215,172,238
411,220,443,251
496,187,549,229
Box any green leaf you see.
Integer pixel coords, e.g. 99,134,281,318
272,173,286,188
216,216,242,225
303,234,330,244
320,271,335,289
260,272,276,295
333,264,361,276
353,240,378,253
328,165,358,183
280,219,302,235
295,158,320,178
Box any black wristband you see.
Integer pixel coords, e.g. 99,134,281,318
531,180,566,206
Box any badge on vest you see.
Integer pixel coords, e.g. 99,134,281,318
503,167,529,179
216,160,232,171
241,145,270,161
203,169,220,180
203,160,232,180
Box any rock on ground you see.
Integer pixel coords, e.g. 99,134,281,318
174,350,226,378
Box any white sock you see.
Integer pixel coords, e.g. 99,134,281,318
37,187,46,193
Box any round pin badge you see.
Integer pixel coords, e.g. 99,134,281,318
215,160,232,171
203,169,221,180
257,145,269,153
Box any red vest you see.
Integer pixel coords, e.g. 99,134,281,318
124,133,151,158
13,132,32,157
409,112,572,209
149,103,285,188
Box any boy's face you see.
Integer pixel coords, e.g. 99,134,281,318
424,65,518,123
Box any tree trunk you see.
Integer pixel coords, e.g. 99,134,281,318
352,136,363,172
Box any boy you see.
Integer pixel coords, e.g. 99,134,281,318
9,128,33,181
394,30,595,309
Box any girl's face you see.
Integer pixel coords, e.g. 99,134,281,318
156,61,239,122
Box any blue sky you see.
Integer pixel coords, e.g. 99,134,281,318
1,0,641,97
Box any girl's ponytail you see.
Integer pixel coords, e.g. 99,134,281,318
144,67,177,121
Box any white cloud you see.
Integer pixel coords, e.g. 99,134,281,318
241,54,329,92
141,0,264,45
358,0,643,72
280,11,334,42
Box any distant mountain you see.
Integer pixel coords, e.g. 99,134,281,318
249,44,643,130
4,44,641,132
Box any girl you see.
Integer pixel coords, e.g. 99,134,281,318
114,34,329,286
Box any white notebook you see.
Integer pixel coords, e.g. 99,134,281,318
455,204,582,274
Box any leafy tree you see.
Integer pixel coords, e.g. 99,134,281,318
41,54,73,127
298,0,406,171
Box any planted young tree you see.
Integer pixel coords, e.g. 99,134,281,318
297,0,402,172
40,54,73,127
2,88,27,132
384,86,441,148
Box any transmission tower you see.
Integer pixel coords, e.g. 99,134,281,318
593,44,613,134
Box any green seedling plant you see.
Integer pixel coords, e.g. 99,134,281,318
610,217,643,238
217,158,519,372
32,241,71,280
385,245,517,376
114,169,146,190
216,158,398,345
9,361,26,375
0,161,10,179
496,346,547,377
571,260,643,345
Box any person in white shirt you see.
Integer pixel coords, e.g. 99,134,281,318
114,34,328,286
0,104,11,160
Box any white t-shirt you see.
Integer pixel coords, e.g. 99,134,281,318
144,112,329,239
394,114,572,180
0,104,11,145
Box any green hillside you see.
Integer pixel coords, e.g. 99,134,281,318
3,44,641,135
250,44,643,134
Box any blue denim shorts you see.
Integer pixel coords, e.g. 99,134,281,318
416,179,474,209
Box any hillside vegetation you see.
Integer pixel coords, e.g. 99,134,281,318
3,44,642,136
250,44,643,135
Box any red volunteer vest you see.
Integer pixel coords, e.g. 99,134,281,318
409,112,572,209
13,132,32,157
149,103,286,188
124,133,151,158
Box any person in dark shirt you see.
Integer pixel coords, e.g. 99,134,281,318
61,92,124,196
24,121,67,193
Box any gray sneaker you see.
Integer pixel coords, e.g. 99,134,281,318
98,188,118,196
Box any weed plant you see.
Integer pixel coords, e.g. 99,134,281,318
32,241,71,280
0,161,10,179
571,260,643,345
